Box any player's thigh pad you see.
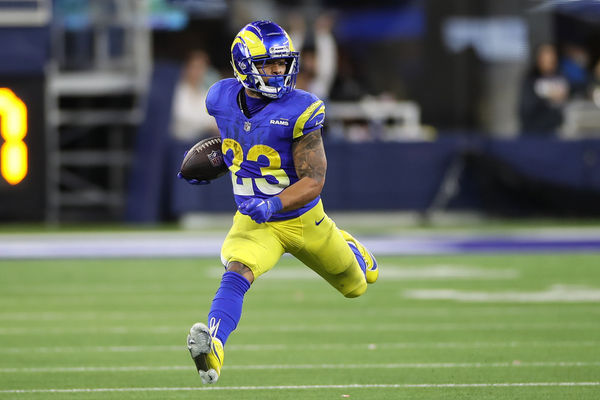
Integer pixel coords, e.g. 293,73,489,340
221,212,285,278
291,201,366,297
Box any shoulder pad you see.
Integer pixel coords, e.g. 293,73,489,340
206,79,240,116
284,90,325,140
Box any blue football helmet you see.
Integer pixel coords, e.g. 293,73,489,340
231,20,299,99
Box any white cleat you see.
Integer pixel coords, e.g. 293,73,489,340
187,322,224,384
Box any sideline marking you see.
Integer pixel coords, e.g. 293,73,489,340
1,361,599,373
1,382,599,393
1,340,598,354
2,229,600,259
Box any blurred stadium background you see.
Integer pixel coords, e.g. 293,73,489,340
1,0,600,398
1,0,600,224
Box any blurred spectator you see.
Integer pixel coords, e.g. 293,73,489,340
171,50,220,142
589,58,600,107
167,50,220,220
560,43,591,99
329,49,368,101
289,13,338,101
518,43,569,135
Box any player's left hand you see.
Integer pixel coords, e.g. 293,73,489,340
238,197,282,223
177,172,210,185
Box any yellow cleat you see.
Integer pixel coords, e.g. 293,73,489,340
340,230,379,284
187,322,224,384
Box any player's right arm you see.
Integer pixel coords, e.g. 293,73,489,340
276,130,327,212
237,129,326,222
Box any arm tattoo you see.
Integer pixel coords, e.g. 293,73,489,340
292,130,327,184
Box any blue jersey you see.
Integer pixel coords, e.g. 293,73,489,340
206,78,325,221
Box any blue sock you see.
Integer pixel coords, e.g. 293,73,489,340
207,271,251,346
348,242,367,276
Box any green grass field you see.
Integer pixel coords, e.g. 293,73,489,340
1,253,599,399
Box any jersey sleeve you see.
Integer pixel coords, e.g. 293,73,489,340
292,98,325,140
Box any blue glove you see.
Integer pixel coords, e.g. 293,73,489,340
238,197,283,223
177,171,210,185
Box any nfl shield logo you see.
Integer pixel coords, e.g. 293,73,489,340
244,121,251,132
207,150,223,167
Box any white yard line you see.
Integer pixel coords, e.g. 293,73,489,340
404,285,600,302
1,361,599,373
0,340,598,354
1,306,598,321
1,382,599,394
0,307,596,320
0,322,597,335
209,265,520,280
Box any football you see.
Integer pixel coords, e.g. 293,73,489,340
179,136,228,181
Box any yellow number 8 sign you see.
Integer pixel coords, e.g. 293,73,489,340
0,88,27,185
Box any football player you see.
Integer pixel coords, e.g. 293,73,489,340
183,20,378,384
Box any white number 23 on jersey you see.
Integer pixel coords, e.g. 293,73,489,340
222,138,290,196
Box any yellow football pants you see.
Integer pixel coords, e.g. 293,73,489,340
220,200,367,298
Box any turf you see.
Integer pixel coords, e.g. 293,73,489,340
1,253,599,399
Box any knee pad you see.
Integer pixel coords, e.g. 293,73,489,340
343,280,367,298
